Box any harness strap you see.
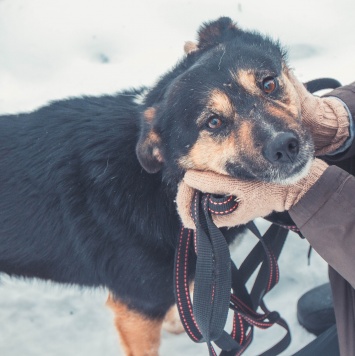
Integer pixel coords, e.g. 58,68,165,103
174,193,291,356
227,222,290,356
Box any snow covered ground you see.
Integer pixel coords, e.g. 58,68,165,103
0,0,355,355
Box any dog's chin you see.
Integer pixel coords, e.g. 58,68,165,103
227,157,313,184
267,158,313,185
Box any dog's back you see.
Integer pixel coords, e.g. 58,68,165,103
0,91,180,317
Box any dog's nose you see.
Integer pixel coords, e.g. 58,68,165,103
263,132,299,163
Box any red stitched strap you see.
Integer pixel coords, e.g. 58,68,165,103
264,211,303,236
174,194,290,356
174,227,203,342
207,194,239,215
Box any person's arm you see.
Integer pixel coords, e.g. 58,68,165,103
322,83,355,160
290,165,355,289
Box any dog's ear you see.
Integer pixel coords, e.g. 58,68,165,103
136,107,164,173
197,17,239,50
184,41,198,55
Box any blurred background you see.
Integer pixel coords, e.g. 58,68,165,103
0,0,354,355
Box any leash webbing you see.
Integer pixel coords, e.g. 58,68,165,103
174,192,291,355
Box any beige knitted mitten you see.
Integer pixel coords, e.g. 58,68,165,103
176,159,328,229
288,72,350,156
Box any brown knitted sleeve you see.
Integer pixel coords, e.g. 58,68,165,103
323,83,355,161
323,82,355,118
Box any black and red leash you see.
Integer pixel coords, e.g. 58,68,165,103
174,192,290,356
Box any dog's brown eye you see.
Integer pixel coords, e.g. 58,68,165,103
207,116,223,129
262,77,277,94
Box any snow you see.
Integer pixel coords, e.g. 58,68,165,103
0,0,354,355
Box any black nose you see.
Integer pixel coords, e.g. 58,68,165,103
263,132,299,163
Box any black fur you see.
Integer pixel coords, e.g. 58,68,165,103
0,89,183,317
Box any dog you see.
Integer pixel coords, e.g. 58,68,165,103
0,17,314,355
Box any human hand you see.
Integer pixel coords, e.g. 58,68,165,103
288,71,349,156
176,159,328,229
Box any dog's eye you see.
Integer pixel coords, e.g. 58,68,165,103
262,77,277,94
207,116,223,129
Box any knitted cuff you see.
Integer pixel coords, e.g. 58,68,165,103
176,181,196,229
314,97,350,156
285,159,328,209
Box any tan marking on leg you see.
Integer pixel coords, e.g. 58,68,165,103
106,294,162,356
163,281,194,335
190,280,194,296
162,305,184,334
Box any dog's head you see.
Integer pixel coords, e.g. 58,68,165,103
136,17,313,185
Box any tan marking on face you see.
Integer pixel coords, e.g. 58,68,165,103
237,121,253,149
209,89,233,116
265,103,297,125
265,71,301,124
234,69,259,95
281,71,301,116
178,131,237,174
197,89,233,126
107,294,162,356
235,120,264,163
143,107,156,124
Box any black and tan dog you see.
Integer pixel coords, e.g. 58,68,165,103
0,17,313,355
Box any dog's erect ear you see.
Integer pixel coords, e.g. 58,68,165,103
136,107,164,173
197,17,239,50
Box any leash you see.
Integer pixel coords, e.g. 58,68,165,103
174,192,290,355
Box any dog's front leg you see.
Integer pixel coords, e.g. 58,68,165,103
106,294,163,356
